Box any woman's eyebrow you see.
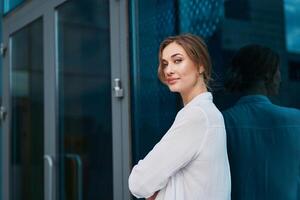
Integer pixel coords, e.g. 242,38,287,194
171,53,183,58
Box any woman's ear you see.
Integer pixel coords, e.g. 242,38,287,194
198,65,205,74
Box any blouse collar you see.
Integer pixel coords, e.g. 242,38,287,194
185,92,213,107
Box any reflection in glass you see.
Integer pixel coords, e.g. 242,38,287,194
130,1,300,199
223,44,300,200
284,0,300,53
56,0,112,199
224,0,250,20
10,18,44,200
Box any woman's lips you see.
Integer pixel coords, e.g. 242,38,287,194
167,78,180,85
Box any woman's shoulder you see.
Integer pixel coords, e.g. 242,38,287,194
177,103,224,127
176,105,209,124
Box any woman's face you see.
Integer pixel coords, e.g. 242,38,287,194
161,42,204,94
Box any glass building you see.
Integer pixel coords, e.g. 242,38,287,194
0,0,299,199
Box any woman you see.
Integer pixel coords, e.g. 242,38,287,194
129,34,231,200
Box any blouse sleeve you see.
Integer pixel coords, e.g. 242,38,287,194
128,106,209,198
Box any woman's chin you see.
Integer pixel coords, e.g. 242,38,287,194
168,86,180,93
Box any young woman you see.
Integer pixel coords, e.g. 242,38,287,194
129,34,231,200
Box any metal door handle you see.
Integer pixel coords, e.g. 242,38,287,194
65,154,83,200
44,155,54,200
113,78,124,98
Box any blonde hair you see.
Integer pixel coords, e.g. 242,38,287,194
158,34,212,88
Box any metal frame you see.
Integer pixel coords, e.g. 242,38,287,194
2,0,132,199
110,0,132,199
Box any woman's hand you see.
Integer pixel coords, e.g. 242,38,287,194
146,191,158,200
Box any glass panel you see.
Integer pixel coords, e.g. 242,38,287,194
3,0,25,14
10,18,43,200
130,0,300,199
130,0,180,164
56,0,112,199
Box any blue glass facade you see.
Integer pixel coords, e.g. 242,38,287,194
130,0,300,198
129,0,180,164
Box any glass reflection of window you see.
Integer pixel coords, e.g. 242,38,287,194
284,0,300,53
3,0,25,13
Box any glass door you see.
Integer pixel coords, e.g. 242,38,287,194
2,0,131,199
10,18,44,200
56,0,113,199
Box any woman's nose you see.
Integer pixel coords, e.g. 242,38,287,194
165,64,175,75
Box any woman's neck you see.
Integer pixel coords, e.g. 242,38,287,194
181,85,207,106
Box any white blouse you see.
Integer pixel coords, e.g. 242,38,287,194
128,92,231,200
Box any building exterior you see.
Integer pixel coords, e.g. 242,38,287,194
0,0,299,200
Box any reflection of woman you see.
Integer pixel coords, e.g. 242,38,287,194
224,44,281,96
128,34,231,200
223,44,300,200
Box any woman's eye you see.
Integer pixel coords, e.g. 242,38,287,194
162,63,168,68
174,59,182,64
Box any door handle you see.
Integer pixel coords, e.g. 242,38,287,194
65,154,83,200
113,78,124,98
44,155,54,200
